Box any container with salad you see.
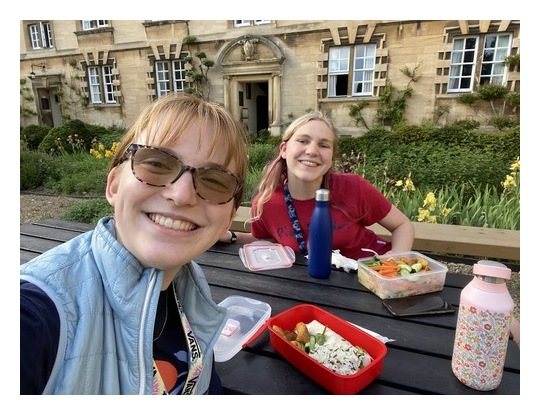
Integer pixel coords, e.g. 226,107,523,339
357,251,448,299
267,304,387,394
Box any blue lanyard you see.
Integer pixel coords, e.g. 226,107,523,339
283,180,308,256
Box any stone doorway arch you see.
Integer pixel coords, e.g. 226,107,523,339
217,35,285,136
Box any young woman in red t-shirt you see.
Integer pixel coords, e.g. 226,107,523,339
219,111,414,260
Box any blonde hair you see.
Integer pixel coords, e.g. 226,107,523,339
252,110,338,220
110,94,249,208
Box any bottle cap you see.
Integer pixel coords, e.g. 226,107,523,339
315,189,330,202
473,260,512,280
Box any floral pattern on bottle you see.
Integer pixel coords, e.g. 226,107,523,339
451,303,511,391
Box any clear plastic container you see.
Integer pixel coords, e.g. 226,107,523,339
357,251,448,299
213,295,272,362
239,241,295,271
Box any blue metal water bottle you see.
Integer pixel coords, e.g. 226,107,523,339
308,189,333,279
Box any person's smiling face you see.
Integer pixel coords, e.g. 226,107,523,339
106,120,236,279
280,119,335,192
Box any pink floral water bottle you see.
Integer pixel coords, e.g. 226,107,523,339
451,260,514,391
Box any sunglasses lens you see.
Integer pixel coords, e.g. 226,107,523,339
130,146,239,204
132,147,178,185
195,168,239,204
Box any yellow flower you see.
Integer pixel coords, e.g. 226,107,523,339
98,143,105,151
417,208,431,222
510,157,520,173
502,174,516,191
427,215,438,224
441,207,452,217
105,150,113,158
395,180,403,187
423,192,437,211
403,178,415,192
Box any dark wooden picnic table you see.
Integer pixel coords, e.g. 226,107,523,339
20,219,520,395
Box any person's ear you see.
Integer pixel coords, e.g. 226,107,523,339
279,141,287,159
105,166,121,207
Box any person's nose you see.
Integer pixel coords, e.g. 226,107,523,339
162,168,199,206
305,142,319,156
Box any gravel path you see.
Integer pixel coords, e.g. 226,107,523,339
19,193,519,322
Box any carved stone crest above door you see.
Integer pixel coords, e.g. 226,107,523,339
218,35,286,134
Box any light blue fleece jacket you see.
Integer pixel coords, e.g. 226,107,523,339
20,216,227,394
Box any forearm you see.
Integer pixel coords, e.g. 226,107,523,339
389,220,415,254
217,230,259,245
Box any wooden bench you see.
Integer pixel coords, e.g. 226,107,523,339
230,206,520,262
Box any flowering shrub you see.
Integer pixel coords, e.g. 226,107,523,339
90,140,118,159
502,156,520,193
417,192,452,224
333,150,519,230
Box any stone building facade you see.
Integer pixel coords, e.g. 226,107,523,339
20,20,520,136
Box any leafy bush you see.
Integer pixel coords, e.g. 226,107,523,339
38,119,93,154
42,152,109,195
20,120,519,229
248,143,276,171
20,150,59,190
20,124,52,150
60,198,113,225
392,124,432,144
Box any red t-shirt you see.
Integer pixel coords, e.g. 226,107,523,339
250,172,392,260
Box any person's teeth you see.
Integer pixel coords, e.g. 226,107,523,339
149,214,195,231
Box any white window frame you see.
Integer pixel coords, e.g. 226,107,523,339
82,20,109,30
352,44,376,96
234,20,250,27
448,33,512,93
28,21,53,50
328,44,376,97
479,34,512,86
102,66,116,103
234,20,270,27
155,59,186,97
448,36,478,92
88,67,102,104
328,46,350,97
88,64,116,104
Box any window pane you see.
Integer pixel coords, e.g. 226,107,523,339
480,33,511,85
234,20,250,27
448,36,478,92
352,44,375,96
88,67,102,104
172,60,186,92
102,66,116,103
29,25,40,49
329,47,349,73
155,61,170,97
327,75,336,97
42,22,53,48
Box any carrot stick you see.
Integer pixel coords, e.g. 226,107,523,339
380,259,397,266
378,269,398,277
370,265,399,271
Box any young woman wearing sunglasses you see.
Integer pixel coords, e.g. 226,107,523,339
20,94,248,394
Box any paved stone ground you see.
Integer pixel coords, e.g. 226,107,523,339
20,193,520,325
